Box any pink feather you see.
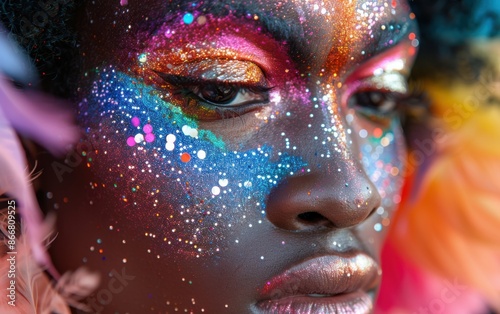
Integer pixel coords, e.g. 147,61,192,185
0,28,78,280
376,240,488,314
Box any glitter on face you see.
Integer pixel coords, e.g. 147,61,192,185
166,142,175,151
134,133,144,143
211,186,221,196
66,0,419,311
197,150,206,160
183,13,194,25
138,53,148,63
79,67,306,255
218,179,229,187
180,152,191,163
143,124,153,133
127,137,135,147
197,15,207,25
145,133,156,143
131,116,140,127
182,125,199,139
166,134,176,142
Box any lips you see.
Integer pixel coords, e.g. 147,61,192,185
255,254,380,314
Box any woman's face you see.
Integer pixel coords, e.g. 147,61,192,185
46,0,417,313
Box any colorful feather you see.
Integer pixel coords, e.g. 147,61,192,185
0,25,98,312
385,39,500,312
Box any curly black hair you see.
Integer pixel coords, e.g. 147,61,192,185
409,0,500,81
411,0,500,41
0,0,81,97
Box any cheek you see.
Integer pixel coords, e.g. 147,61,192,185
78,68,306,257
350,113,406,235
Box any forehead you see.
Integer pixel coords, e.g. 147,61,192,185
81,0,415,70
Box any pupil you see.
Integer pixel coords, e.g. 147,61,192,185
201,84,238,104
358,92,384,108
351,91,395,113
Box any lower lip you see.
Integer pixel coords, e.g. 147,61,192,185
255,290,373,314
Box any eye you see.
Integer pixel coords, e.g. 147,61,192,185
142,59,272,121
346,71,408,123
348,90,402,115
192,82,270,107
155,72,272,121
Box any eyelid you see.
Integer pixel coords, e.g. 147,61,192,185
341,71,409,114
155,73,274,96
147,59,268,86
145,69,272,121
341,42,415,107
354,73,408,94
345,42,416,85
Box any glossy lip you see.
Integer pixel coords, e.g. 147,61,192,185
255,254,380,314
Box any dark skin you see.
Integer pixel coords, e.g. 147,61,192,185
42,0,417,312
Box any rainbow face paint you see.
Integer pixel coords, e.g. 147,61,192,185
78,67,306,256
45,1,418,313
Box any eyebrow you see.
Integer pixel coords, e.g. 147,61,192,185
368,20,414,56
153,1,414,63
153,1,308,55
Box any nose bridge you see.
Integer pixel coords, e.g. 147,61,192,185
292,85,352,174
300,86,378,190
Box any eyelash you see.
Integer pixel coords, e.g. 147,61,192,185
348,89,404,115
345,71,411,122
347,87,428,128
156,73,273,121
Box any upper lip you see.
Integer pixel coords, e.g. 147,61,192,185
258,253,380,301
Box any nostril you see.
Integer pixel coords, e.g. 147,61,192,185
265,172,382,231
297,212,329,225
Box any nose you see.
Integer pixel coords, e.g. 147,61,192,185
265,162,381,231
